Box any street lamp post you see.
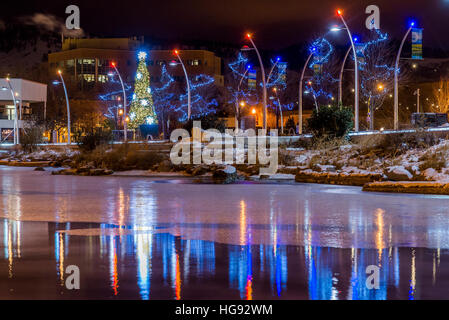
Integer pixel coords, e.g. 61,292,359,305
339,46,352,106
394,22,415,130
235,65,251,132
173,50,191,121
111,62,128,142
414,88,420,113
298,49,315,135
4,77,19,145
245,33,267,129
57,70,71,145
337,9,360,132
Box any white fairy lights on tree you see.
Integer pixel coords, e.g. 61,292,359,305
129,51,158,129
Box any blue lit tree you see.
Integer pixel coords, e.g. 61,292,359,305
225,52,290,129
152,64,219,129
225,53,256,120
357,30,397,130
305,38,339,109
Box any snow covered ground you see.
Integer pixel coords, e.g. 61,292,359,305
283,139,449,183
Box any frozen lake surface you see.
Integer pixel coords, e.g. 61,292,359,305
1,166,449,299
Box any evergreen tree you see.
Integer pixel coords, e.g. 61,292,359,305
129,51,157,129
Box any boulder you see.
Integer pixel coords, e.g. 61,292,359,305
316,164,337,173
423,168,438,181
277,166,298,175
52,169,76,176
76,166,92,174
157,160,173,172
385,166,413,181
90,169,106,176
212,165,237,184
191,165,209,176
268,174,296,180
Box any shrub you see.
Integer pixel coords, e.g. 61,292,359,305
307,105,353,139
419,144,449,172
355,131,441,156
21,126,44,153
310,135,349,151
76,129,113,152
74,144,165,171
278,149,296,166
285,117,296,135
183,114,226,133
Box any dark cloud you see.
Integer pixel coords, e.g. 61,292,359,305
21,13,84,37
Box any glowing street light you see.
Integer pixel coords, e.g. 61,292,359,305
244,32,268,129
394,20,417,130
110,61,128,142
173,50,192,120
330,26,342,32
335,9,360,132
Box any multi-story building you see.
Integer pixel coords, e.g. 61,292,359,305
0,78,47,143
48,38,224,93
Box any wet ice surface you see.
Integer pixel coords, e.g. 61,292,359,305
1,166,449,299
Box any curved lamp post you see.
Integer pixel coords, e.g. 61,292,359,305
244,33,267,129
298,48,315,135
173,50,191,121
336,9,360,132
57,70,71,145
110,62,128,142
394,21,415,130
338,46,352,106
3,77,19,144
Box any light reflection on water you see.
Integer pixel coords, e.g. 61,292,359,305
0,219,447,300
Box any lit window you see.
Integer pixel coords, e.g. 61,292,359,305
98,75,108,83
83,74,95,82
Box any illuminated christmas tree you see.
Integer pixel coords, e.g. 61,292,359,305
128,51,158,129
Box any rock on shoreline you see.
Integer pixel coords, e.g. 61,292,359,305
295,171,384,186
363,181,449,195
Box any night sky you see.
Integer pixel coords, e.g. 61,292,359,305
2,0,449,50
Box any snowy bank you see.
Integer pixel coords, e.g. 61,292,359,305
363,181,449,195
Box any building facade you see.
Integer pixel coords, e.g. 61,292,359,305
48,38,224,95
0,78,47,143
